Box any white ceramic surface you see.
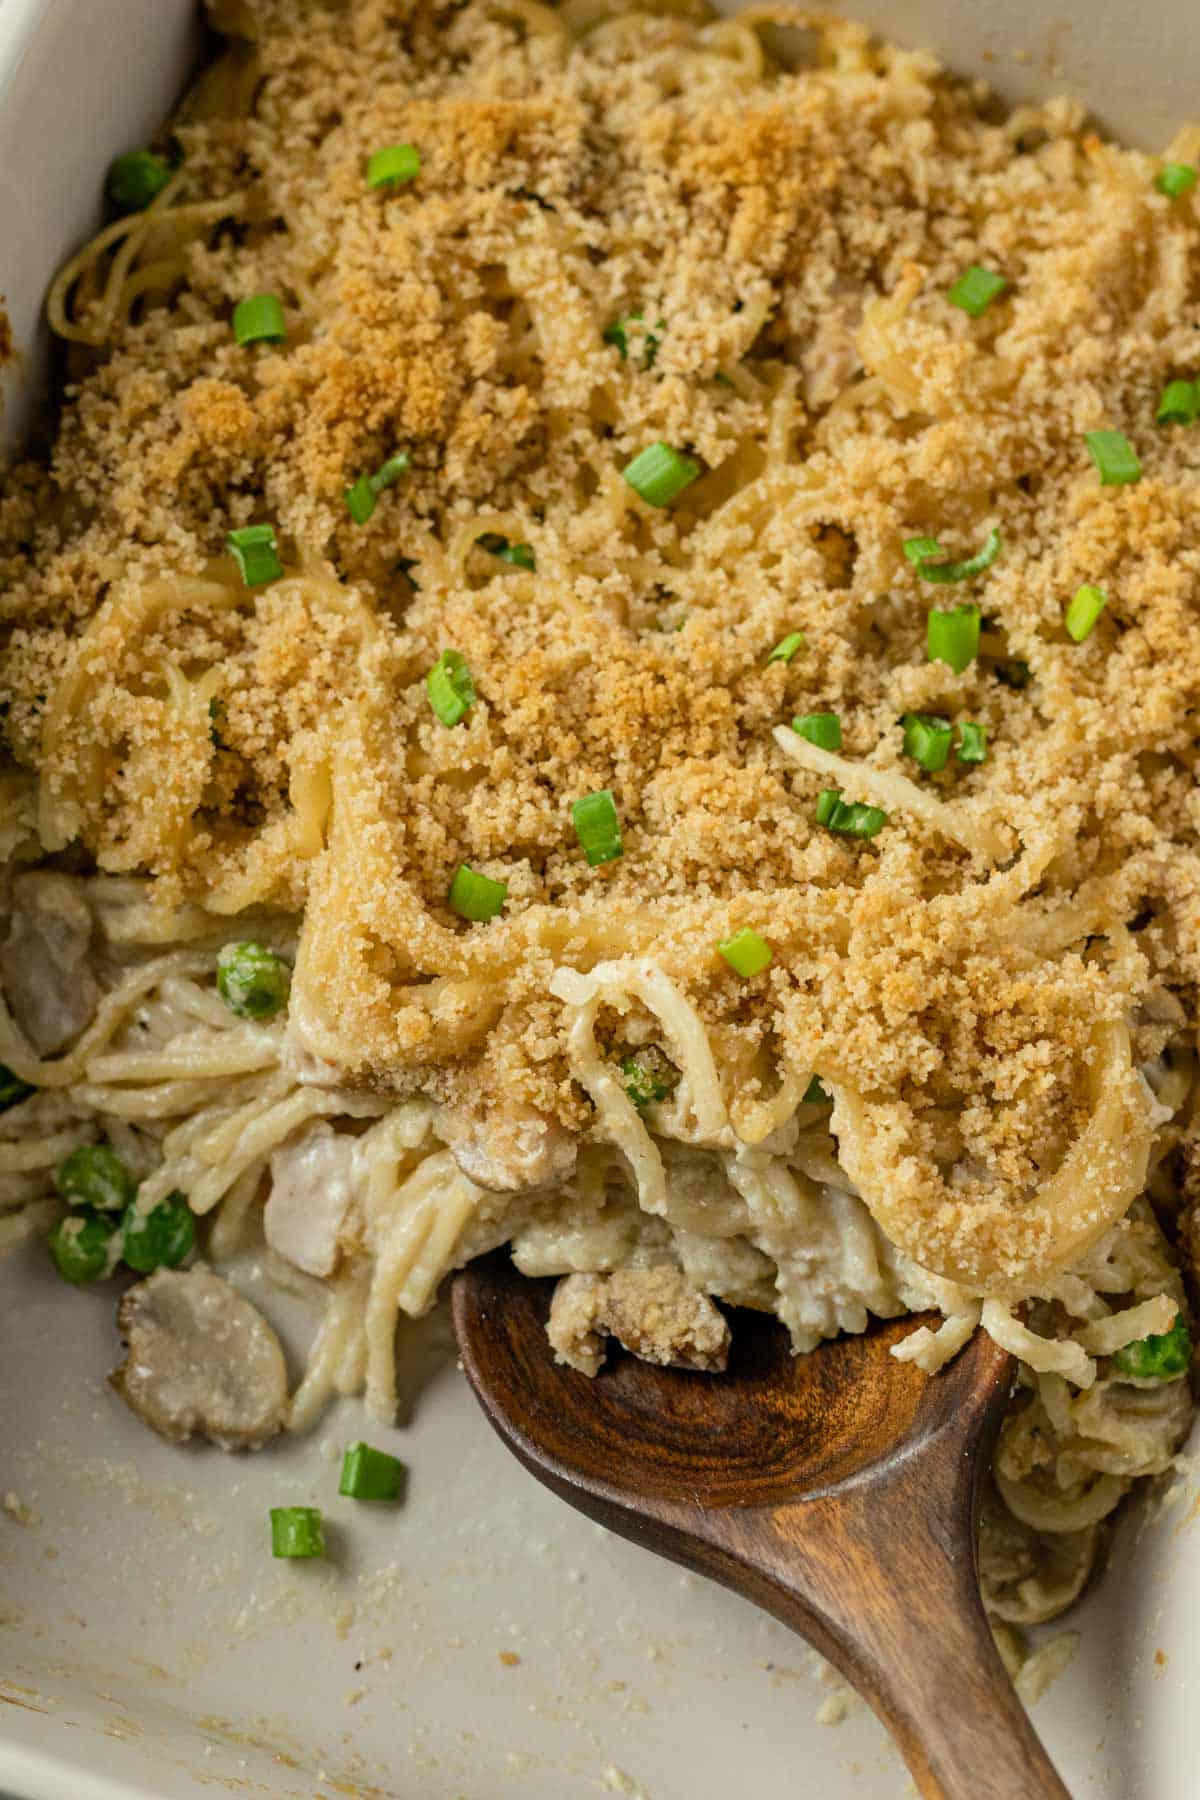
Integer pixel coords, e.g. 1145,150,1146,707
3,3,1200,1797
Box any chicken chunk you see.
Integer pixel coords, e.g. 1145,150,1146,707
439,1102,577,1194
111,1267,288,1450
265,1122,360,1278
547,1266,731,1378
0,871,99,1055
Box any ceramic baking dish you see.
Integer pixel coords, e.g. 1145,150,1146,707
2,2,1200,1796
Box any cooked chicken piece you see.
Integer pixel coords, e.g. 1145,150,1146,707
265,1122,360,1278
111,1267,288,1450
0,871,99,1055
439,1102,577,1193
547,1265,731,1378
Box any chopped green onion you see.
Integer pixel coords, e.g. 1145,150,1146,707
1065,583,1107,643
947,265,1009,318
345,452,410,523
217,942,291,1019
426,650,476,727
227,524,283,587
956,720,987,764
901,713,953,773
793,712,842,751
367,144,420,189
339,1441,407,1502
270,1507,325,1559
449,864,507,922
603,312,664,368
48,1210,118,1286
121,1190,196,1275
618,1045,679,1111
803,1075,830,1105
477,533,535,571
622,443,701,507
1156,379,1199,426
927,605,981,674
56,1144,137,1213
718,928,772,978
768,632,806,665
0,1064,34,1112
816,790,888,838
1084,430,1141,486
1156,162,1198,199
571,789,623,867
107,149,173,214
1113,1313,1192,1381
233,294,286,347
904,528,1002,584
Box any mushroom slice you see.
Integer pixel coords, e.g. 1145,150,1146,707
111,1267,288,1450
0,871,100,1055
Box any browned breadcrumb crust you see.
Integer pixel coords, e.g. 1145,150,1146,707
2,1,1200,1278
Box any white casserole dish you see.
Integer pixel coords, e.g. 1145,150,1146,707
2,3,1200,1796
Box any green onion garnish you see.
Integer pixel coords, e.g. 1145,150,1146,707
622,443,701,507
956,720,987,764
1156,163,1198,199
618,1045,679,1111
449,864,507,922
1065,583,1107,643
233,294,287,347
947,265,1009,318
367,144,420,189
56,1144,137,1212
270,1507,325,1559
122,1191,195,1275
816,790,887,838
217,942,291,1019
48,1210,117,1286
571,789,623,867
803,1075,829,1105
904,528,1002,584
1156,379,1199,426
901,713,953,773
604,312,664,368
477,533,535,571
0,1065,34,1112
768,632,806,664
106,149,173,214
228,524,283,587
1084,430,1141,485
344,453,411,523
1113,1313,1192,1381
792,712,841,751
426,650,475,727
718,928,772,978
339,1441,407,1502
927,605,981,674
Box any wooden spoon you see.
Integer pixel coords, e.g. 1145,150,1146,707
452,1252,1072,1800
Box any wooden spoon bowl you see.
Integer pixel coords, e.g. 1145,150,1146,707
453,1252,1073,1800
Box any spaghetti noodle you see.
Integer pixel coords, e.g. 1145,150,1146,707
1,0,1199,1643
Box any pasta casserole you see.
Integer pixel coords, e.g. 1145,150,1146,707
1,0,1199,1656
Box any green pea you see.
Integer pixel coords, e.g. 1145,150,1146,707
48,1210,118,1285
56,1144,137,1212
216,942,291,1019
122,1190,196,1274
1113,1313,1193,1381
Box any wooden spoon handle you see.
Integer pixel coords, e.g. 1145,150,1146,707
709,1481,1071,1800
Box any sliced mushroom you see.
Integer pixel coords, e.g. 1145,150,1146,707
265,1122,361,1278
438,1101,578,1193
111,1267,288,1450
0,871,100,1055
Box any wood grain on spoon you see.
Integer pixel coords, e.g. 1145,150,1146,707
453,1252,1072,1800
